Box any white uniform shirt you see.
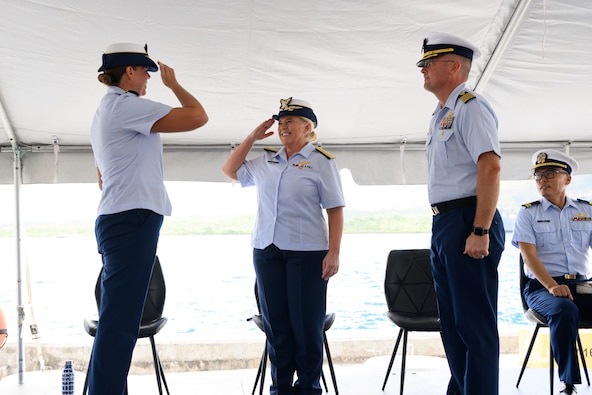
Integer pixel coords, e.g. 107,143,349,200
90,86,173,216
236,142,345,251
512,197,592,279
425,82,500,204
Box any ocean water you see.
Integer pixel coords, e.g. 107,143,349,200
0,233,526,344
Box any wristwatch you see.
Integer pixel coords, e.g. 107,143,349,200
472,227,489,236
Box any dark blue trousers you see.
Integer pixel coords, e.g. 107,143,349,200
253,244,328,395
524,278,592,384
88,209,163,395
431,207,505,395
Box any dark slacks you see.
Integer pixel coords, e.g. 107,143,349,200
431,207,505,395
525,278,592,384
253,244,328,395
88,209,163,395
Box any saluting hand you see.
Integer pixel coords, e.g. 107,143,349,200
248,118,275,142
158,61,179,89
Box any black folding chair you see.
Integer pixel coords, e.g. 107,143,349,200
382,249,442,394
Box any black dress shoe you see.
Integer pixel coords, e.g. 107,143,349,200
559,382,576,394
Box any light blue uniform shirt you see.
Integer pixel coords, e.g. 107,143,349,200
236,142,345,251
90,86,173,216
425,82,500,204
512,197,592,279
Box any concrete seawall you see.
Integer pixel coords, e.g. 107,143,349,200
0,330,520,380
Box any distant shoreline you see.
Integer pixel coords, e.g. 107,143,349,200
0,212,433,237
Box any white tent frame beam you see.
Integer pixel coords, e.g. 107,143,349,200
475,0,536,93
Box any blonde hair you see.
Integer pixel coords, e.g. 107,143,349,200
300,117,317,142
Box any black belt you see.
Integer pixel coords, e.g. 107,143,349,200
431,196,477,216
554,274,587,280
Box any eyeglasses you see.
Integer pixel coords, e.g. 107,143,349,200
423,60,456,69
533,169,569,180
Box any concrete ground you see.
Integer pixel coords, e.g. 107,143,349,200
1,353,591,395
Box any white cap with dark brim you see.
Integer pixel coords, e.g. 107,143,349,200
531,149,579,175
417,32,481,67
272,97,318,128
98,43,158,72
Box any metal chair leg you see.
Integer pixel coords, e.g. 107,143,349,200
320,369,329,392
150,336,170,395
382,328,404,390
252,343,267,395
549,339,554,395
252,334,338,394
324,333,338,394
400,330,408,395
516,325,541,387
259,345,268,395
149,336,164,395
577,334,591,386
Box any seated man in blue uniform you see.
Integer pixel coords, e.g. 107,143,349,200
513,149,592,395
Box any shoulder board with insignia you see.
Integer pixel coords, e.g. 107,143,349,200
458,91,476,104
577,198,592,205
522,201,541,208
264,147,279,153
315,146,335,159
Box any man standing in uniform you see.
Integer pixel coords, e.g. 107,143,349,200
418,32,505,395
513,149,592,395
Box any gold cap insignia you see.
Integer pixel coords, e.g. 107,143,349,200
536,152,548,165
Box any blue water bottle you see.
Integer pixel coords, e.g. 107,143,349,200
62,360,74,395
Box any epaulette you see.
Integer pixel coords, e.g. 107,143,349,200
522,201,541,208
264,147,279,153
458,91,476,104
577,198,592,205
315,146,335,159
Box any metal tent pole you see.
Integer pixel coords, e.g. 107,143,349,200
1,88,26,383
13,148,25,383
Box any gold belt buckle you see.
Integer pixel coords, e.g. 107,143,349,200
564,274,577,279
431,206,440,216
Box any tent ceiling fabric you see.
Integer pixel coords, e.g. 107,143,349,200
0,0,591,185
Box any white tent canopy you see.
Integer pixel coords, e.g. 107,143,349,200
1,0,591,186
2,0,592,383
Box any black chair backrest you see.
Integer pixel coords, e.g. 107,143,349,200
518,254,530,313
254,281,262,314
94,256,166,324
384,249,438,318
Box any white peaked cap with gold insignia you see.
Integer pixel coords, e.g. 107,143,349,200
417,32,481,67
